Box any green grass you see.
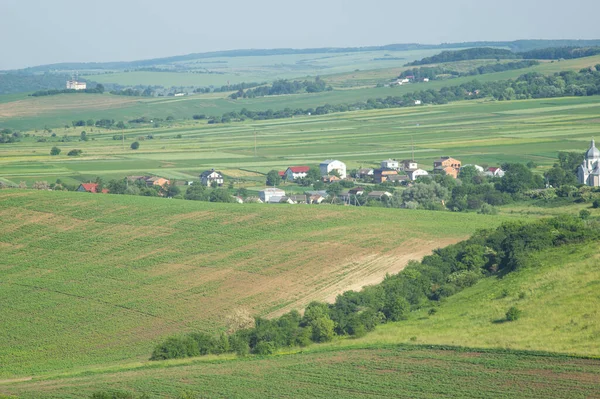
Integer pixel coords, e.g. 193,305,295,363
1,96,600,186
334,243,600,357
2,345,599,398
0,189,509,378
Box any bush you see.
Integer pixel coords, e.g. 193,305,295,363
130,141,140,150
254,341,275,355
593,199,600,209
67,149,82,156
50,146,61,156
505,306,522,321
580,209,591,219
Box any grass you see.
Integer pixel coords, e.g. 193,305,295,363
1,96,600,187
0,189,509,378
2,345,599,398
334,243,600,356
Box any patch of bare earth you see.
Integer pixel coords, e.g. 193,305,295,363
0,96,138,118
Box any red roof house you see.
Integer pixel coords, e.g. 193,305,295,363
77,183,109,194
285,166,310,180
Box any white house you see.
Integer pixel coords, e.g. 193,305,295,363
284,166,310,180
260,188,286,202
381,159,399,170
423,78,430,82
414,100,422,105
66,80,86,90
485,167,505,178
200,169,224,187
406,168,429,181
400,160,418,171
320,160,346,179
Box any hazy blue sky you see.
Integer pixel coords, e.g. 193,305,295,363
1,0,600,69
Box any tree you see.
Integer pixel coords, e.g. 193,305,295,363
184,182,209,201
80,131,88,141
310,317,335,342
498,163,542,194
209,188,235,203
383,296,410,321
458,165,480,183
86,119,95,127
326,182,342,198
130,141,140,150
266,170,281,186
50,146,61,156
164,182,180,198
67,149,82,156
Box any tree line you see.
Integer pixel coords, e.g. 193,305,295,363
150,215,600,361
406,46,600,66
30,84,105,97
229,77,332,99
398,60,540,81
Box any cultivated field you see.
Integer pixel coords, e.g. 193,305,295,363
0,190,508,378
3,346,599,399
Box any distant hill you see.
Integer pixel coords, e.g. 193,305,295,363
12,39,600,73
405,47,517,66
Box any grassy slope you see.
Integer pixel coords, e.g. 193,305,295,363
338,243,600,356
3,346,599,399
0,189,509,378
2,96,600,187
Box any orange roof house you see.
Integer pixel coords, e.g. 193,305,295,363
76,183,109,194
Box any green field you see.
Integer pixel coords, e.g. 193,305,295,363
1,95,600,187
0,190,510,378
3,346,599,399
82,49,463,87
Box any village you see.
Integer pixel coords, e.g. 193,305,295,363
73,155,507,207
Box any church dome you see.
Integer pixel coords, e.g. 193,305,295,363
586,139,600,159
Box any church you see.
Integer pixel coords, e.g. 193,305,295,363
578,139,600,186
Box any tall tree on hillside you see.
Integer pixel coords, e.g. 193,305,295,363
266,170,281,186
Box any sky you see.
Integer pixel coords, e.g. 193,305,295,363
1,0,600,70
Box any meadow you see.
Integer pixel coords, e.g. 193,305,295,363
3,346,599,398
0,189,509,378
1,95,600,188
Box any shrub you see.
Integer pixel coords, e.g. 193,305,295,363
593,199,600,209
505,306,522,321
580,209,591,220
254,341,275,355
50,146,61,156
130,141,140,150
150,337,190,360
67,149,82,156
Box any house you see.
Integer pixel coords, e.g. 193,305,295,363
289,194,308,204
400,160,418,171
387,174,409,183
414,100,422,105
434,156,462,170
423,78,430,82
76,183,108,194
367,191,392,199
320,160,346,179
200,169,224,187
278,171,285,178
233,196,244,204
268,196,285,204
356,168,374,178
578,139,600,186
485,167,505,178
406,168,429,181
305,190,328,197
308,194,325,204
442,166,459,179
381,159,399,170
66,80,86,90
260,188,286,202
434,156,462,179
284,166,310,181
145,176,170,188
373,168,398,183
277,196,296,204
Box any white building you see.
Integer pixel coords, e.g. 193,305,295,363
406,168,429,181
320,160,346,179
284,166,310,181
423,78,430,82
400,160,418,171
381,159,399,170
578,139,600,186
260,188,286,202
414,100,422,105
200,169,224,187
66,80,87,90
485,167,505,178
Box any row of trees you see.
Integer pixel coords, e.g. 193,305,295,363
229,77,332,99
151,215,600,360
398,60,540,81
